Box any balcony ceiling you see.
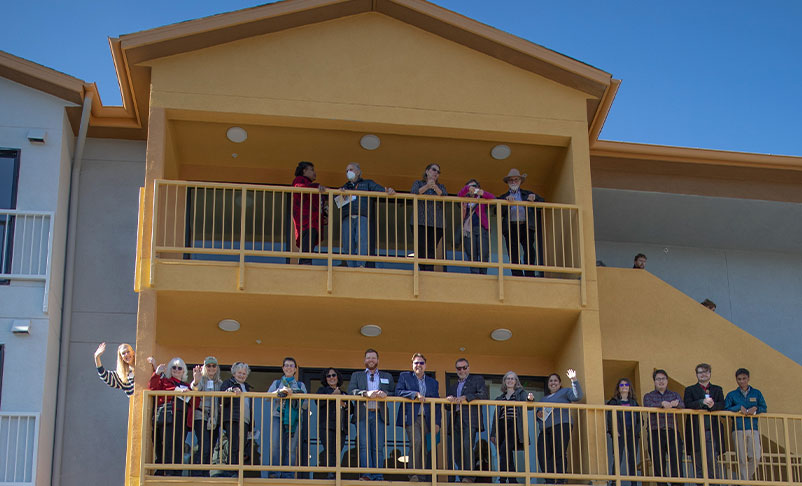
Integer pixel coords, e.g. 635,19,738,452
169,119,568,200
154,290,578,372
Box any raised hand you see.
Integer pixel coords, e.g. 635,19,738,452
193,365,203,384
94,342,106,360
566,369,577,381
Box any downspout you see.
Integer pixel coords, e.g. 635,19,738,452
51,90,93,486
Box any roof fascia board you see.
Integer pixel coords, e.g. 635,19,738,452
588,78,620,142
0,50,84,105
592,140,802,172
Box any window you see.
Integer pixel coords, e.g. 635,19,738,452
0,149,20,280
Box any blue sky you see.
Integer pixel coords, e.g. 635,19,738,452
2,1,800,156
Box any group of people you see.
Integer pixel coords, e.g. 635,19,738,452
291,161,545,275
95,344,767,483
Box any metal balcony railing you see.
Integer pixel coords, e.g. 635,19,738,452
140,391,802,485
149,180,584,301
0,210,54,313
0,413,39,486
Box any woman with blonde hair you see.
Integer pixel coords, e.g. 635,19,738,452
94,342,140,397
190,357,223,476
490,371,535,482
149,356,195,476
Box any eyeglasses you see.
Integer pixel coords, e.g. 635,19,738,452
429,168,440,173
455,366,468,371
205,363,217,368
412,361,426,366
618,383,630,387
326,373,338,378
369,373,375,382
171,365,183,370
696,370,710,375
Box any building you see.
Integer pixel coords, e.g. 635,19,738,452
0,1,800,486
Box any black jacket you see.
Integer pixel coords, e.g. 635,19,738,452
497,189,544,232
316,385,349,432
605,397,641,438
219,377,254,425
490,388,531,446
683,383,726,454
446,374,488,432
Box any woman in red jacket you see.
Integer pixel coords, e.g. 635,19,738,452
292,161,327,264
149,356,195,476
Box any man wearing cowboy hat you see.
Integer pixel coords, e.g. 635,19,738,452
497,168,545,277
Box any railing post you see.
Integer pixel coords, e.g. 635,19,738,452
577,208,586,307
335,394,342,486
149,180,159,287
495,201,505,302
239,393,246,486
42,213,54,313
430,401,438,486
328,190,334,293
522,401,531,484
139,391,150,486
782,417,793,482
697,413,709,486
611,407,621,486
412,198,419,297
238,186,248,290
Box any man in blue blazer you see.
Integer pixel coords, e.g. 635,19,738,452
396,353,441,481
347,349,395,480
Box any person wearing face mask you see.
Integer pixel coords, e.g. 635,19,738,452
338,163,395,267
497,169,545,277
149,356,194,476
457,180,496,274
410,163,448,271
536,369,583,484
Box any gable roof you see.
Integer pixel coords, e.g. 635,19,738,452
0,50,85,105
107,0,616,138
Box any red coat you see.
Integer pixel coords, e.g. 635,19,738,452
149,372,197,428
291,175,324,247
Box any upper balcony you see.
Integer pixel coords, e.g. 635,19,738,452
138,179,585,310
0,209,54,313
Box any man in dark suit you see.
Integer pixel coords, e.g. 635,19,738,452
445,358,487,483
347,348,395,480
683,363,726,482
396,353,442,481
497,168,545,277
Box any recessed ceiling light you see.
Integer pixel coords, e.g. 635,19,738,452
491,328,512,341
360,134,381,150
459,347,466,352
360,324,382,337
226,127,247,143
218,319,240,332
232,153,238,158
491,144,511,160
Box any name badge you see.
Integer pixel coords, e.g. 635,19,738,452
380,378,390,384
749,397,757,402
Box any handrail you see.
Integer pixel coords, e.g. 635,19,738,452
0,210,54,313
139,390,802,485
148,180,583,298
0,412,39,485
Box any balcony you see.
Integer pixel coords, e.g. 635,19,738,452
0,210,54,313
142,180,585,306
138,390,802,485
0,412,39,486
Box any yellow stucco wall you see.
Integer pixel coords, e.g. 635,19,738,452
598,266,802,413
144,13,590,135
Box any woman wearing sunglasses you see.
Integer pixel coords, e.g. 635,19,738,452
148,356,194,475
316,368,348,478
411,163,448,271
189,357,223,476
606,378,641,486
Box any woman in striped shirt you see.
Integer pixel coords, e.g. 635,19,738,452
94,342,136,397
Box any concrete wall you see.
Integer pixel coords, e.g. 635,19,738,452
0,77,75,486
593,187,802,365
57,138,145,486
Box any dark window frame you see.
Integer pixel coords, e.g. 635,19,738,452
0,149,21,281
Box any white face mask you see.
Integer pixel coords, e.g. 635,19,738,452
346,170,357,181
508,183,520,192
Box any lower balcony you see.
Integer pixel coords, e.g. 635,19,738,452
141,180,586,306
137,391,802,485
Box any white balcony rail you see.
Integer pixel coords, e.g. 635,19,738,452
150,180,584,301
0,210,54,313
0,413,39,486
